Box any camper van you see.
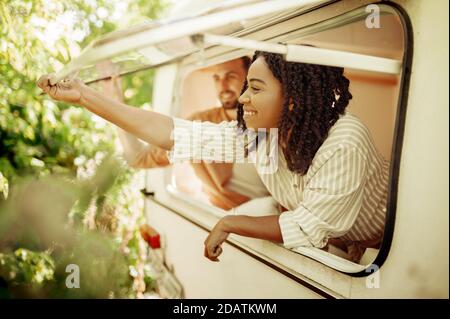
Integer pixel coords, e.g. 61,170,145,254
52,0,449,298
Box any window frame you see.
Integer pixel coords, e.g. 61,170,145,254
154,1,413,277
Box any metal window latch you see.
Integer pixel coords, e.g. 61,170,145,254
140,188,155,197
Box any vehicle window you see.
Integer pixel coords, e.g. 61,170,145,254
166,3,410,272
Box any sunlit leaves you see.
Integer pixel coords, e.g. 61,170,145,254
0,172,8,199
0,0,168,298
0,173,130,298
0,249,55,285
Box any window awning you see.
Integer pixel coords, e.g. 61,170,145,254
50,0,402,85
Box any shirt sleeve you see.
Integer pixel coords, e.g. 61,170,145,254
168,117,244,163
131,109,225,168
278,145,367,249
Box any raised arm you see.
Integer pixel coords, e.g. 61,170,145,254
37,75,174,151
98,70,168,168
97,69,148,165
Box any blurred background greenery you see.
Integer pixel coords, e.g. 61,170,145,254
0,0,170,298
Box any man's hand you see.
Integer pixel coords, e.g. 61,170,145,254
96,60,123,101
37,74,86,105
204,217,231,262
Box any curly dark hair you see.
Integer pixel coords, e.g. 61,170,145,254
237,51,353,175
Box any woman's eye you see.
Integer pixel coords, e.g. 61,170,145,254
250,86,260,92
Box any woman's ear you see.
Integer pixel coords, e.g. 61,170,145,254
288,97,294,111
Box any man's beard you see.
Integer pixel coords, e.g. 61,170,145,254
221,99,238,110
220,91,238,110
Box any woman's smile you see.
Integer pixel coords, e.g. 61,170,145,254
243,109,258,119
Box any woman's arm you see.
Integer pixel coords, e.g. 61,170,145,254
37,75,174,150
204,215,283,261
221,215,283,242
80,84,174,150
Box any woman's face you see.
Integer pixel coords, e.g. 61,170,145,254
238,56,284,130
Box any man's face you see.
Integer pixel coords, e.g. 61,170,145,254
209,59,247,109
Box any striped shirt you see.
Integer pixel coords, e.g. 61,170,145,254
169,113,389,262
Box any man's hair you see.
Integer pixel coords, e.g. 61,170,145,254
240,56,251,71
237,51,353,175
199,56,250,73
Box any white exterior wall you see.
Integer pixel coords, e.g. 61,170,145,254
145,0,449,298
350,0,449,298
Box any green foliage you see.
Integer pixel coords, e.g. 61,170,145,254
0,172,8,199
0,154,144,298
0,0,169,298
0,249,55,285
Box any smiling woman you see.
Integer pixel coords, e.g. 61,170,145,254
169,52,388,263
37,48,388,264
238,56,284,130
31,0,449,299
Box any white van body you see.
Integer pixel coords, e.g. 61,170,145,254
56,0,449,298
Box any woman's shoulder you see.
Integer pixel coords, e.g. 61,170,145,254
334,112,369,131
319,113,375,154
329,113,371,141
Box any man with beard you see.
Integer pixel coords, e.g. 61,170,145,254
103,57,270,210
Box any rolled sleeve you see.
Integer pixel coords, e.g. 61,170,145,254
279,210,313,248
278,145,367,250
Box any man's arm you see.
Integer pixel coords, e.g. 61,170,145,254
116,128,150,166
99,71,169,168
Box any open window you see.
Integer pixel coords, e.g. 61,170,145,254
164,3,411,274
53,0,412,276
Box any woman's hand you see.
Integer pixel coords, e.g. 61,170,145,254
37,74,86,105
204,217,231,262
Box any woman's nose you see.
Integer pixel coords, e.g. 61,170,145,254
238,94,250,104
